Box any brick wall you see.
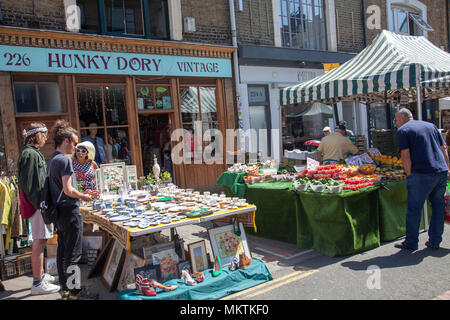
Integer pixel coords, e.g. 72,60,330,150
0,0,66,31
235,0,274,46
364,0,449,51
335,0,365,53
181,0,232,45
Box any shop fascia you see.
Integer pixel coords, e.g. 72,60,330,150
171,122,280,165
0,45,231,77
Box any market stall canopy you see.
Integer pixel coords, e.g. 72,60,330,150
422,74,450,88
286,103,333,118
280,30,450,106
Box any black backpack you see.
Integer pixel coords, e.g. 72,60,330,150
40,176,63,225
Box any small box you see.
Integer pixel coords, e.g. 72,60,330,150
46,244,58,258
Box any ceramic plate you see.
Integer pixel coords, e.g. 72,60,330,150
110,216,131,222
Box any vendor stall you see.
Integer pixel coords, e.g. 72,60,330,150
216,149,434,257
76,163,273,300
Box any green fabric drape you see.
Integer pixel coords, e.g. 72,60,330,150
296,186,380,257
378,180,431,241
244,181,298,244
216,172,247,198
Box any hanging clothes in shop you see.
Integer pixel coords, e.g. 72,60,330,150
0,177,13,251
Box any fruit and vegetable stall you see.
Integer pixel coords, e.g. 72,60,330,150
216,152,430,257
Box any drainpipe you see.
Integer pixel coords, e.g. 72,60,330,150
447,0,449,52
229,0,245,156
361,0,367,47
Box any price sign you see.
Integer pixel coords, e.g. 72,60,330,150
307,157,320,170
359,153,374,164
368,148,381,156
345,155,363,166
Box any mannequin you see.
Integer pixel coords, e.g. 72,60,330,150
82,123,107,164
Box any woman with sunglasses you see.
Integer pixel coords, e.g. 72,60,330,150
72,141,99,192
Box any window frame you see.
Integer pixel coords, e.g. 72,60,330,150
13,81,63,114
77,0,170,40
278,0,327,50
391,4,432,36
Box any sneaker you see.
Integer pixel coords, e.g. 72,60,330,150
30,281,61,295
42,273,59,284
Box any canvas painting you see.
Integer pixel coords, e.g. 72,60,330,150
208,223,251,266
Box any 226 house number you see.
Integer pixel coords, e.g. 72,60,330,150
3,52,31,66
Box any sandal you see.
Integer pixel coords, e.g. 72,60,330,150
191,272,205,283
181,269,197,286
239,253,252,269
150,279,177,292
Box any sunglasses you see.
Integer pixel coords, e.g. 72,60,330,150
75,148,87,154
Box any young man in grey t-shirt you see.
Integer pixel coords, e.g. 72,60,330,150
48,120,99,300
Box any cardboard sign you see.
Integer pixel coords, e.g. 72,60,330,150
368,148,381,156
345,155,363,167
359,153,374,164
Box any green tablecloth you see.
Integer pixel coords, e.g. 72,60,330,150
244,181,298,244
296,186,380,257
216,171,247,198
378,180,431,242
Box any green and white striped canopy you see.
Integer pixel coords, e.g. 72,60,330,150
280,30,450,106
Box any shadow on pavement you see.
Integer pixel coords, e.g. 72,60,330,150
341,247,450,271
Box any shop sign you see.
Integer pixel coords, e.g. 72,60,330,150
0,45,232,78
323,63,340,72
248,87,267,103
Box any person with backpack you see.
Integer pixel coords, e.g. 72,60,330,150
18,122,61,295
48,120,99,300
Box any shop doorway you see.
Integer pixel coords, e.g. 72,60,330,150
138,114,173,179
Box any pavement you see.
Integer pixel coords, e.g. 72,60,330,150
1,221,450,300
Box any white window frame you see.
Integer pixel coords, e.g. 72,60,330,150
387,0,430,38
275,0,330,50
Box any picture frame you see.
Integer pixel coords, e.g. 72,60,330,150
143,241,183,265
117,252,146,292
125,165,138,190
188,240,208,273
95,168,103,191
100,162,126,191
176,261,191,278
45,257,58,276
82,231,107,257
208,222,251,266
154,249,179,282
134,264,161,283
101,239,126,292
88,237,114,279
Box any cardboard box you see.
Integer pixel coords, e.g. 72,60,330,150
46,244,58,258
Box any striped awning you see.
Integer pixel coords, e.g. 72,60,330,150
280,30,450,106
422,75,450,88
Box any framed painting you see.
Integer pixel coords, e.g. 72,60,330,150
153,248,179,282
101,239,126,292
143,241,181,265
117,252,146,292
125,165,138,190
82,231,107,256
176,261,191,278
100,162,126,191
188,240,208,273
208,222,251,266
88,237,114,279
134,264,161,283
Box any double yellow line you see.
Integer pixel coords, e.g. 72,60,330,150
221,267,319,300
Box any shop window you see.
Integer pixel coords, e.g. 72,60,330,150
248,86,271,156
77,0,169,39
369,103,391,130
279,0,327,50
136,85,172,110
77,85,131,164
14,83,62,114
180,86,219,163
